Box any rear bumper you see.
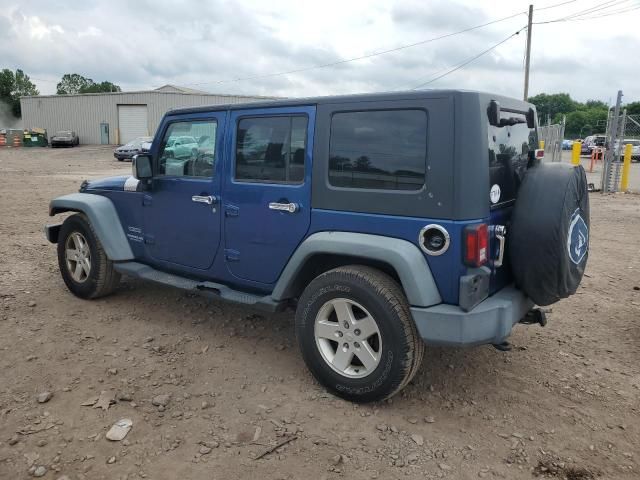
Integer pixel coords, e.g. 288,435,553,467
411,286,533,346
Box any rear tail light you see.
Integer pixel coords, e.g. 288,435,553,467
535,149,544,159
464,224,488,267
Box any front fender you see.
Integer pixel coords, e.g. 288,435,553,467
48,193,134,261
272,232,442,307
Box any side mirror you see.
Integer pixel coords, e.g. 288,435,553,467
132,154,152,180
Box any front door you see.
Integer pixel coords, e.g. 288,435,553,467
145,113,224,270
224,106,315,284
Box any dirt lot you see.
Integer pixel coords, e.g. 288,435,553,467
1,146,639,480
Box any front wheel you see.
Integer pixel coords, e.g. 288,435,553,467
57,214,120,299
295,266,424,403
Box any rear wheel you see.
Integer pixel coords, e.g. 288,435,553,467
57,214,120,299
296,266,423,403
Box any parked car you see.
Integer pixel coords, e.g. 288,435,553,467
582,134,607,155
44,90,589,403
113,136,153,161
163,135,199,158
616,139,640,161
51,131,79,147
580,140,591,155
561,139,574,150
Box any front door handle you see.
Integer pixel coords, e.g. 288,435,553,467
268,202,299,213
192,195,217,205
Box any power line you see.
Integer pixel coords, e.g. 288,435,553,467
564,3,640,19
177,11,530,89
158,0,591,91
410,26,527,90
535,0,580,11
534,0,637,23
565,0,635,17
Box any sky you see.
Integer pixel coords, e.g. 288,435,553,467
1,0,639,104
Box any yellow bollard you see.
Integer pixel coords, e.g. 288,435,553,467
539,140,545,150
621,143,632,191
571,141,581,166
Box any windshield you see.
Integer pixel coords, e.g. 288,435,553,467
55,131,72,137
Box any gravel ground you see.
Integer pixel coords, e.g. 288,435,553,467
1,146,639,480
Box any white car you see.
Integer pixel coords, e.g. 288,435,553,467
163,136,199,159
616,139,640,161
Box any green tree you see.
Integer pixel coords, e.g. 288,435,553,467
528,93,577,121
0,68,39,117
624,101,640,115
57,74,121,94
80,81,121,93
56,73,93,94
584,99,608,110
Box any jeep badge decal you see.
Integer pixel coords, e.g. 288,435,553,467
567,209,588,265
490,184,501,204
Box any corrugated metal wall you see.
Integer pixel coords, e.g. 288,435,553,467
20,91,276,145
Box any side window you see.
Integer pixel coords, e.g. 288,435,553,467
235,116,307,184
158,120,217,177
328,110,427,191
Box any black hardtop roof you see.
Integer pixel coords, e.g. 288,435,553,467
167,89,533,116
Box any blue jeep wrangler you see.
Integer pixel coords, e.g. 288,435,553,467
46,90,589,402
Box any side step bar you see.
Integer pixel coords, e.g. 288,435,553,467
113,262,286,312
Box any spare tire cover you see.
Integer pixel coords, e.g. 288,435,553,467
508,163,589,306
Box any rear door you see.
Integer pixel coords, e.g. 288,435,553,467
224,106,315,284
488,110,538,292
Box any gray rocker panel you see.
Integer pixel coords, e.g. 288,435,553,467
272,231,442,307
49,193,134,261
114,262,284,311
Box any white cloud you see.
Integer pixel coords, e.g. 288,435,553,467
24,15,64,39
0,0,638,103
78,26,102,38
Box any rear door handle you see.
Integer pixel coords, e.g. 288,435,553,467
268,202,299,213
493,225,506,268
192,195,217,205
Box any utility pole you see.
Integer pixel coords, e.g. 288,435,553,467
523,4,533,101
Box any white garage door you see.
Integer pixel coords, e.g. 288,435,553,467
118,105,148,144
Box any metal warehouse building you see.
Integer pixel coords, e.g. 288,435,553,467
20,85,277,145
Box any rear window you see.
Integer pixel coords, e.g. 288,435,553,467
328,110,427,191
488,113,537,206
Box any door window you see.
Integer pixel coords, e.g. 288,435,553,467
235,116,307,184
158,120,217,177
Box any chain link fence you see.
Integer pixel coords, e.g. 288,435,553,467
562,98,640,193
602,110,640,193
